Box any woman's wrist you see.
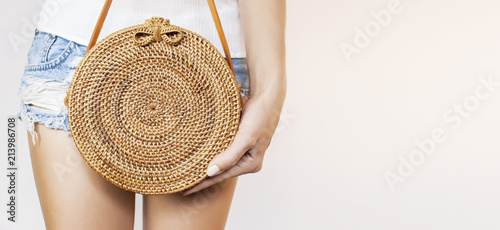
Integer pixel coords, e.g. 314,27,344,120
249,71,287,98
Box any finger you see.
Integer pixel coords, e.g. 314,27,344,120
205,133,255,177
183,163,247,196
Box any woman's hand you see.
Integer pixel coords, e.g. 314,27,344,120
182,89,285,195
182,0,287,196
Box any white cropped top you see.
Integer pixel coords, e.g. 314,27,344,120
36,0,246,57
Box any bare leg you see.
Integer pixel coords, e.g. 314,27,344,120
143,177,238,230
27,123,136,230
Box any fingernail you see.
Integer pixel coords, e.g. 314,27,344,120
207,165,220,177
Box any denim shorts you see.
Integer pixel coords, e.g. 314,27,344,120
17,29,250,144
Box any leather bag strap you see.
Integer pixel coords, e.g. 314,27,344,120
87,0,234,72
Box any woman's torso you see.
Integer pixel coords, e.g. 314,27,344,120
36,0,246,57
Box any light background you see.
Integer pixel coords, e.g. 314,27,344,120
2,0,500,229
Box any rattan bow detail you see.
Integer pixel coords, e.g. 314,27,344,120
134,17,183,46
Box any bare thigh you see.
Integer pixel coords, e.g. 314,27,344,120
143,177,238,230
28,123,136,230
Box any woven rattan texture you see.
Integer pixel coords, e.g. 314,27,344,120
67,18,242,194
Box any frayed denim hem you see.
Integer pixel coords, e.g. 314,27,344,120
16,103,71,145
240,89,249,98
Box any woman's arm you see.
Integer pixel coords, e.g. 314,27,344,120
183,0,287,195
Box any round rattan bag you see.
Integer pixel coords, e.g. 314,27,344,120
65,17,243,194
